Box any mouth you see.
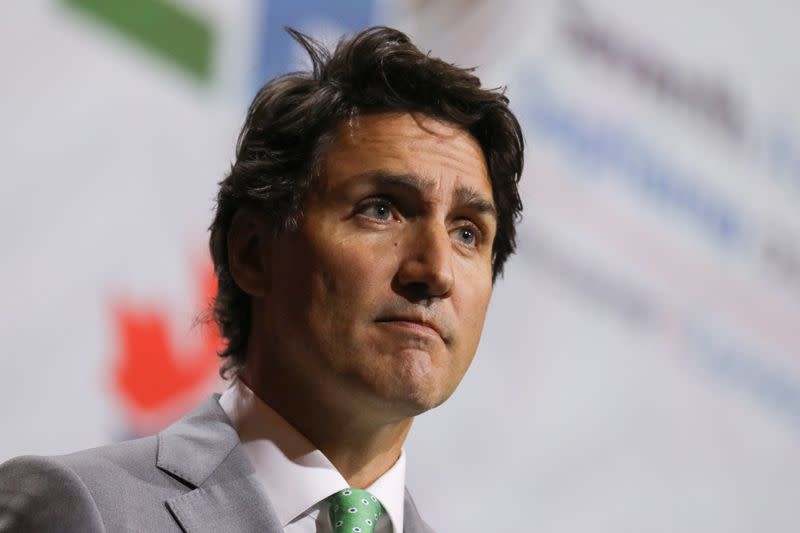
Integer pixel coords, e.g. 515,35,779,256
375,316,445,342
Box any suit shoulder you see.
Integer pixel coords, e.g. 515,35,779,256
50,436,188,506
0,437,186,532
0,455,104,532
56,435,158,480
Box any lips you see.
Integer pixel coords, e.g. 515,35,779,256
375,315,446,342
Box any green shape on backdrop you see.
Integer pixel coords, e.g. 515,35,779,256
64,0,214,82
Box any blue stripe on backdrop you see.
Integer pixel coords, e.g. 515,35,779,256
254,0,375,90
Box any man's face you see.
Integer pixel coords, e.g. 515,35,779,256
261,112,496,419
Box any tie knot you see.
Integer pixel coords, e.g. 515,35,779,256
326,488,384,533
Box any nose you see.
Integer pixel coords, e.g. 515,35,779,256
395,222,455,300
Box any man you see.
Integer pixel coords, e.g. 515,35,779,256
0,26,523,532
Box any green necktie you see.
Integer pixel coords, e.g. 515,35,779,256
326,488,384,533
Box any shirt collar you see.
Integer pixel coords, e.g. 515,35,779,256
218,378,406,532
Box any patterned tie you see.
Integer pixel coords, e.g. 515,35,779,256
326,488,384,533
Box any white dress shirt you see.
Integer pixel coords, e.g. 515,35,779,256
218,378,406,533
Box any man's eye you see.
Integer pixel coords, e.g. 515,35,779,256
359,201,394,221
453,226,479,247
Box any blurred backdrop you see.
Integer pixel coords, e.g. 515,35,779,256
2,1,799,531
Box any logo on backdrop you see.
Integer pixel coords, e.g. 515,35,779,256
111,261,222,436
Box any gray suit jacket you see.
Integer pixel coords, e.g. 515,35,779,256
0,395,434,532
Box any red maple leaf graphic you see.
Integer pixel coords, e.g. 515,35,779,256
112,262,222,431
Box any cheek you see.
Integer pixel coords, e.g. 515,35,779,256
452,272,493,365
307,234,395,327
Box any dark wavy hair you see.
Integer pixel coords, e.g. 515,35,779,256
209,26,524,378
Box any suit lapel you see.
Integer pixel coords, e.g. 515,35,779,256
403,487,433,533
165,475,281,533
155,395,433,533
156,395,283,533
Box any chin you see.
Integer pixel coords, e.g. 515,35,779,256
377,350,455,415
374,388,446,419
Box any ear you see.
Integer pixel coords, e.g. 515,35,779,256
227,208,271,297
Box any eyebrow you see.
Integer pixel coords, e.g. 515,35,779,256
354,170,497,220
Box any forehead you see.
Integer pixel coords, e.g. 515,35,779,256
320,112,492,200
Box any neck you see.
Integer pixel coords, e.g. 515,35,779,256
310,414,411,488
240,365,413,488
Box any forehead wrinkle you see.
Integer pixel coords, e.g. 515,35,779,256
342,116,485,171
325,112,492,204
